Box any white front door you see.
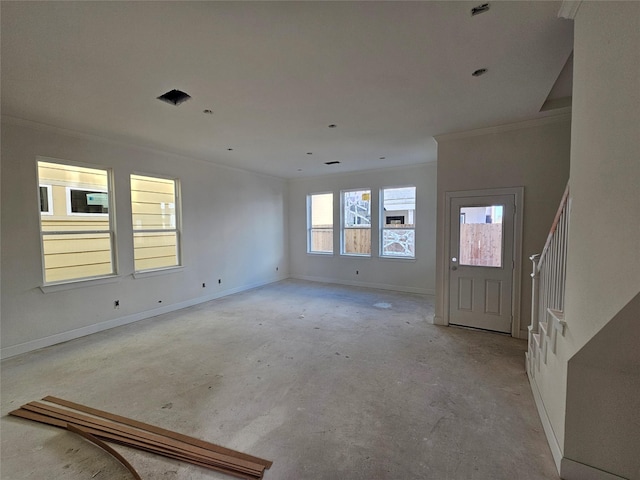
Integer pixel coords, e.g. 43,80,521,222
448,194,515,333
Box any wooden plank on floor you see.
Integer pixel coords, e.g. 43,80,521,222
66,424,143,480
43,396,272,468
24,401,263,475
9,408,263,480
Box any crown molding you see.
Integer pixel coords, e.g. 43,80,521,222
434,111,571,143
558,1,582,20
0,115,285,182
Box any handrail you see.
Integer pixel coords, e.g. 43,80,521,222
538,183,570,268
528,182,571,375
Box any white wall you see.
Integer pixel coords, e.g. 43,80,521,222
563,0,640,370
535,3,640,478
288,164,437,295
435,116,572,337
0,119,289,358
565,293,640,480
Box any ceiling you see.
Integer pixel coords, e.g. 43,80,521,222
1,1,573,179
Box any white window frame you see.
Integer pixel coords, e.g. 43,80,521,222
130,172,182,274
39,184,53,216
37,157,117,286
341,188,372,257
380,185,416,259
307,192,334,255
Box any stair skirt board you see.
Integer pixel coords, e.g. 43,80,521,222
527,371,564,472
527,372,626,480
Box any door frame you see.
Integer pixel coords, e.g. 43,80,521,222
443,187,524,337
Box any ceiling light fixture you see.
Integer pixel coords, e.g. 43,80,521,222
328,124,337,128
203,109,213,115
307,152,313,155
227,148,233,151
325,161,340,165
379,157,386,160
157,89,191,106
471,3,490,16
472,68,488,77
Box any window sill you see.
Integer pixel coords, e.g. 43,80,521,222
133,266,184,279
340,253,371,258
307,252,334,256
40,274,120,293
379,255,417,263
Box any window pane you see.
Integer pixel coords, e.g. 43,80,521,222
343,190,371,227
343,190,371,255
38,161,108,189
459,205,503,267
39,186,50,213
134,232,178,271
131,175,176,230
309,193,333,254
381,186,416,258
343,227,371,255
38,160,114,283
382,229,415,257
42,232,113,282
70,189,109,214
311,193,332,227
131,174,180,272
382,187,415,227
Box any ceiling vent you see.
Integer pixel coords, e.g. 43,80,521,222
157,89,191,106
325,161,341,165
471,3,490,16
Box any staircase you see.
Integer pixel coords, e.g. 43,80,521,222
527,183,570,376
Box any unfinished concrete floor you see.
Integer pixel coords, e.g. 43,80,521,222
1,280,557,479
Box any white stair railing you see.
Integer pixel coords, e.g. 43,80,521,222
528,183,570,375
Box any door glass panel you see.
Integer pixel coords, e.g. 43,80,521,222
459,205,503,267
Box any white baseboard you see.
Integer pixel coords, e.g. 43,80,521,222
527,369,564,473
290,274,435,296
1,276,287,360
560,458,627,480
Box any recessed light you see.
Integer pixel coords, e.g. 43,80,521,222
325,161,341,165
471,3,490,16
472,68,488,77
328,124,337,128
203,109,213,115
379,157,386,160
157,89,191,106
227,148,233,151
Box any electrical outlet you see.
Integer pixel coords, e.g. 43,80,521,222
202,283,206,288
356,270,359,275
218,279,222,284
276,267,279,271
114,300,120,308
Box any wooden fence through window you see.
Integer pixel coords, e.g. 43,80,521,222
459,223,503,267
310,226,372,254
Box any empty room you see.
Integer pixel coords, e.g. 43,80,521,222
1,2,638,480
